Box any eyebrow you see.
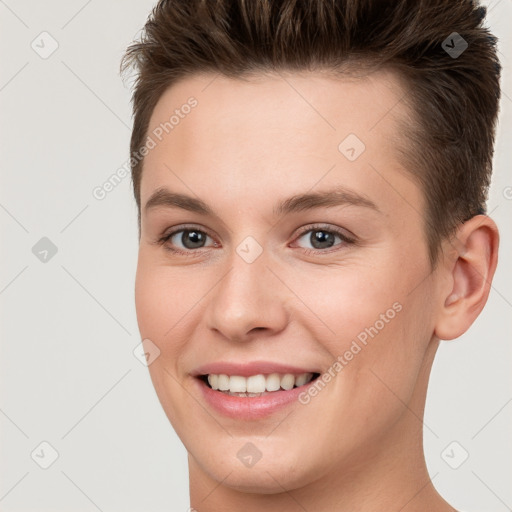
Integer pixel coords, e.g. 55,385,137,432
144,186,380,217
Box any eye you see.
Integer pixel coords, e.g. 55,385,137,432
156,223,356,256
158,226,217,255
293,225,355,253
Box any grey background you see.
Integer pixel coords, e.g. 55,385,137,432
0,1,510,511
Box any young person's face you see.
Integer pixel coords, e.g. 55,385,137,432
135,70,446,492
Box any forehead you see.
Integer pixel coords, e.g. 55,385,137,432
140,69,421,217
146,68,406,153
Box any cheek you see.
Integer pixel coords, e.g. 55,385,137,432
134,254,203,339
135,257,199,432
287,266,403,349
294,263,433,407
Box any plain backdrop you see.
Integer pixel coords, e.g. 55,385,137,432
0,1,511,511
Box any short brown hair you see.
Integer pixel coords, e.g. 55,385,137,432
121,0,501,264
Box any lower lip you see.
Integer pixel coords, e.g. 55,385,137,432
195,377,311,420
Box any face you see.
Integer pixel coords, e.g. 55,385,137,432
135,70,443,493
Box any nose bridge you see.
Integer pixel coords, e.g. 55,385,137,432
205,241,288,340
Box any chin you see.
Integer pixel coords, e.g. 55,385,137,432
214,465,306,495
192,442,319,494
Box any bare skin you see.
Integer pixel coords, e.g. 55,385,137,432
134,70,499,511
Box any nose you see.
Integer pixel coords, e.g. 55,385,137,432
204,247,290,343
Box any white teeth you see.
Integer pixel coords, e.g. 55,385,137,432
205,372,315,394
247,374,266,393
229,375,247,392
280,373,295,390
217,374,230,391
295,373,309,387
207,374,218,390
266,373,281,392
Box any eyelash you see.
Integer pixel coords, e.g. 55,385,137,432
156,223,356,257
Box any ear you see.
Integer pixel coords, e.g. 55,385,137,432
434,215,499,341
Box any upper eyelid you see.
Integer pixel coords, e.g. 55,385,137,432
162,223,213,237
163,223,344,237
295,223,354,239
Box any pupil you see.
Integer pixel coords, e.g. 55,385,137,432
182,230,205,249
311,230,334,249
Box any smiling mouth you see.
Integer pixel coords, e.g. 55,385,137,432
198,372,321,397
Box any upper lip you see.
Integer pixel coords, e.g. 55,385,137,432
191,361,320,377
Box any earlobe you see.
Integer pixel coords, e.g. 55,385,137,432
434,215,499,341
